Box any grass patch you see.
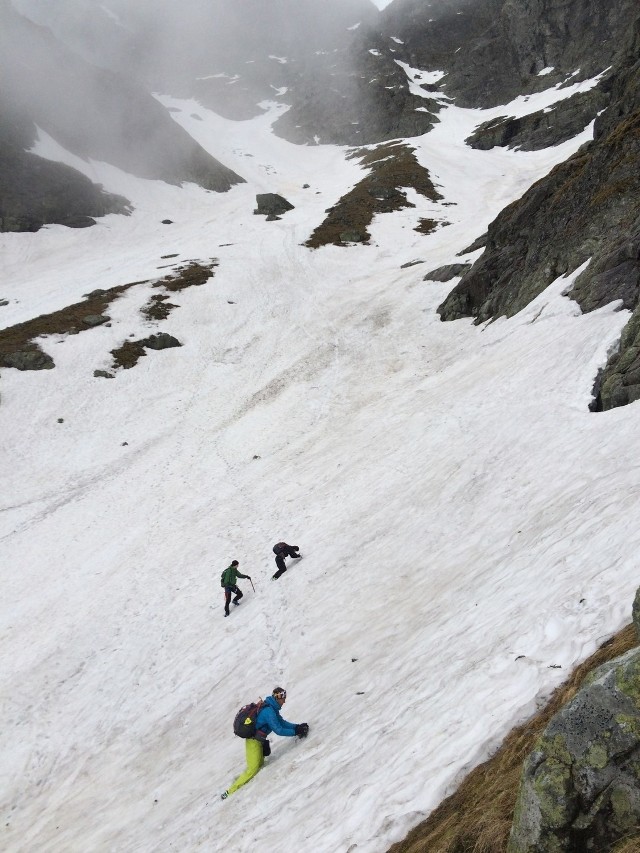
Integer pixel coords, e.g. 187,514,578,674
0,260,218,372
110,339,148,370
305,142,442,249
388,623,639,853
414,218,440,235
0,281,144,368
140,260,218,321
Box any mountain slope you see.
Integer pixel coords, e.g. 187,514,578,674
0,0,244,232
1,2,640,852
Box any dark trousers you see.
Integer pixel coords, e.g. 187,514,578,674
273,545,300,579
224,585,242,614
273,555,287,579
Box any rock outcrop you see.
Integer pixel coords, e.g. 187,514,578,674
438,12,640,411
508,640,640,852
465,88,610,152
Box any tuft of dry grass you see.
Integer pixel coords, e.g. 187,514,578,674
305,142,442,249
110,339,148,370
140,260,218,322
388,624,639,853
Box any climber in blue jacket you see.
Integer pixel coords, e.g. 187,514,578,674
222,687,309,798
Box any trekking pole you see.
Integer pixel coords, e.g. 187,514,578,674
250,578,256,593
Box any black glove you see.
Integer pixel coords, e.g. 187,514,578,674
262,739,271,757
295,723,309,738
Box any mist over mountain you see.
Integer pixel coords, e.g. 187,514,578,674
0,0,245,232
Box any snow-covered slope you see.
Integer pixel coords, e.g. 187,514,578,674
1,84,639,853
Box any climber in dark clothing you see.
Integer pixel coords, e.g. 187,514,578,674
272,542,301,579
221,560,251,616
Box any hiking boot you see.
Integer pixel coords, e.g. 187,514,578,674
232,599,241,606
224,611,230,617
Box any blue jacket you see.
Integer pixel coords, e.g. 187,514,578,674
255,695,297,739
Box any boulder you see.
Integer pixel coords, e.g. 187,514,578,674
140,333,181,350
82,314,110,327
339,230,365,244
508,646,640,852
254,193,294,217
0,348,54,370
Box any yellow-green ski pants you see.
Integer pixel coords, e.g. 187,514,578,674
227,738,264,795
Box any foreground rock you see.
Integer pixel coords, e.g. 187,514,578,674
508,597,640,851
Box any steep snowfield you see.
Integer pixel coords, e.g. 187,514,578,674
1,83,639,853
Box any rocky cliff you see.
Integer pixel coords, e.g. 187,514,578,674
438,11,640,411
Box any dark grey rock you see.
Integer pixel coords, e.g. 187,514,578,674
93,369,115,378
424,263,473,282
0,348,54,371
340,230,365,244
254,193,294,217
82,314,110,327
457,234,487,255
508,646,640,852
0,298,9,307
140,333,182,350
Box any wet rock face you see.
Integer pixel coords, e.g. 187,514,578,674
508,646,640,852
438,13,640,410
590,303,640,412
465,88,610,152
379,0,637,109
